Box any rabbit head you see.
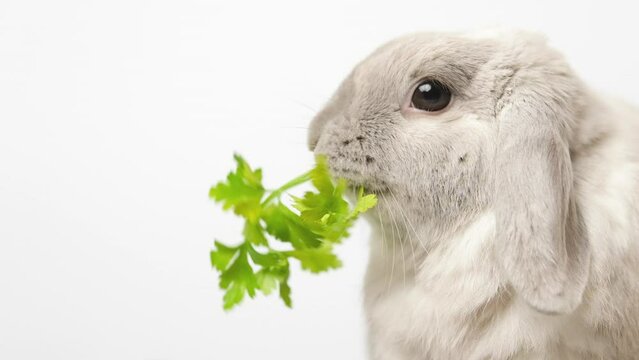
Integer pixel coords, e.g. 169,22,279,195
308,31,591,315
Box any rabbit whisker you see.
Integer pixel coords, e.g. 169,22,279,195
380,193,396,293
375,194,390,292
388,192,407,289
289,99,319,114
389,190,419,278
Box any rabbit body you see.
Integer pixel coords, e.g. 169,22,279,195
363,102,639,360
308,31,639,359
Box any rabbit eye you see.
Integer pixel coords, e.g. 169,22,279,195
410,80,451,112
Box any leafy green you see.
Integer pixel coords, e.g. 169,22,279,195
209,154,377,310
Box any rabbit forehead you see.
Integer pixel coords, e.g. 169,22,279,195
351,33,496,96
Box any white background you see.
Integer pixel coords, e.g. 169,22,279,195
1,0,638,359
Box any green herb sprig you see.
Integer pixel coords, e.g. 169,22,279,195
209,154,377,310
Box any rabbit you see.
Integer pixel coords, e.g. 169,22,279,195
307,30,639,360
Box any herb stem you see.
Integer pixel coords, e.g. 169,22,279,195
261,171,312,206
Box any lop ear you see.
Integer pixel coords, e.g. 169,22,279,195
495,71,590,315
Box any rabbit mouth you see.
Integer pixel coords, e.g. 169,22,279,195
346,180,389,195
328,166,390,194
320,150,391,194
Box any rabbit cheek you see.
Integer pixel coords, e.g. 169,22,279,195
407,140,492,227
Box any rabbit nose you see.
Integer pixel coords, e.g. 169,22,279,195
308,118,325,151
308,113,337,151
308,131,319,151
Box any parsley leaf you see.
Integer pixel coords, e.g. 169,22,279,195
209,154,377,310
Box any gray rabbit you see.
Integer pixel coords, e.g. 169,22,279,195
308,30,639,359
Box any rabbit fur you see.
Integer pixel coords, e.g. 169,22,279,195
308,30,639,359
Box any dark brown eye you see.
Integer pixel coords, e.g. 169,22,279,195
410,79,451,112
